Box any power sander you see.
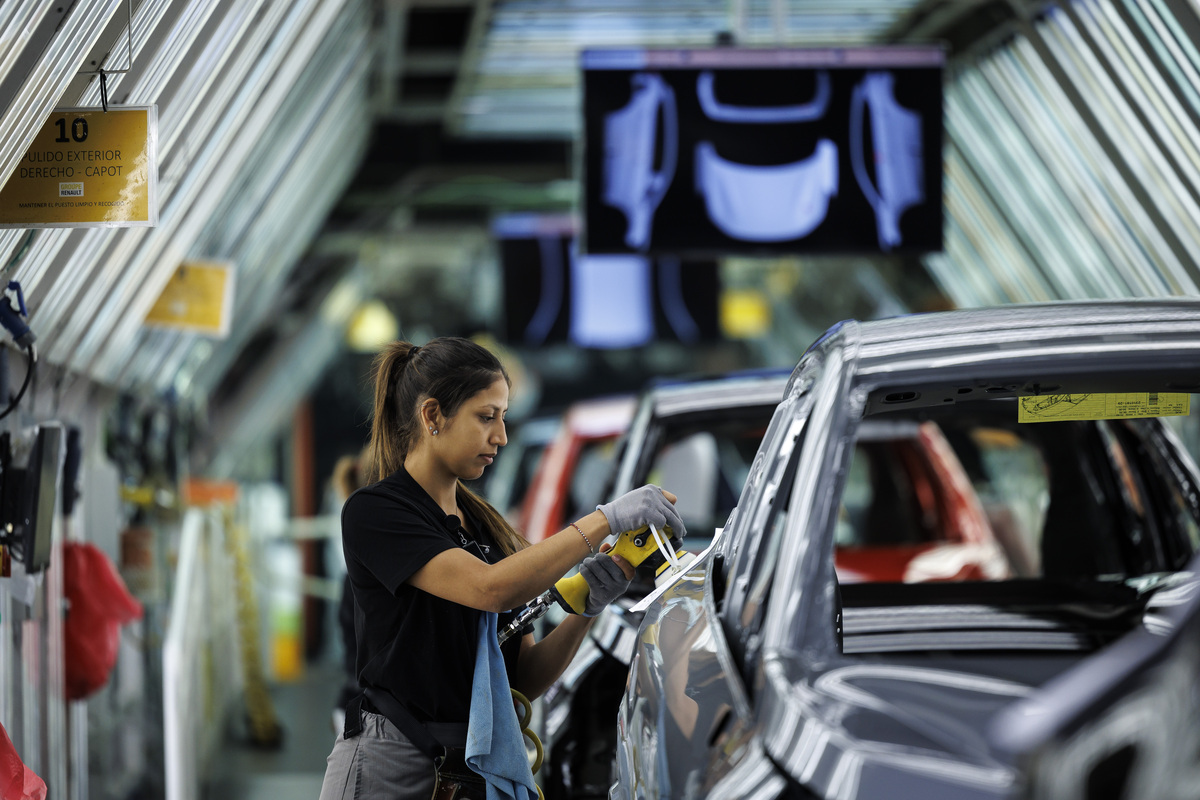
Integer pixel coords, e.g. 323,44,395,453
498,523,689,645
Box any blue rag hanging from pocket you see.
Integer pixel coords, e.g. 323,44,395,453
466,611,538,800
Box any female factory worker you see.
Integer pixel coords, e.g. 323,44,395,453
318,336,685,800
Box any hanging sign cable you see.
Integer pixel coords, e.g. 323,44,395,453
78,0,135,92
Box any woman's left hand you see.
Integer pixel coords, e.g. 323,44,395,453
578,544,634,616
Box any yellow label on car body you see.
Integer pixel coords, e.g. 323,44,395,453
1018,393,1190,423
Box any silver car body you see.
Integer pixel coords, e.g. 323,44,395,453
612,300,1200,800
541,370,789,798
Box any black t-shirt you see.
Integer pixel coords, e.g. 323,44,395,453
342,466,525,723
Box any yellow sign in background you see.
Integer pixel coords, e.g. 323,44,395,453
145,261,235,337
0,106,157,228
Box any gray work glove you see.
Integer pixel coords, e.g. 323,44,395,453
579,553,632,616
596,484,687,541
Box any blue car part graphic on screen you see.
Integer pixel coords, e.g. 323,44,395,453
522,235,566,347
569,251,654,349
696,69,831,123
656,257,701,344
694,139,838,242
851,70,925,251
603,73,678,251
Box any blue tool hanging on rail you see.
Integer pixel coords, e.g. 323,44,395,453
0,282,36,349
0,281,37,422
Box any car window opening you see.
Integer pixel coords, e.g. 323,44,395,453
835,393,1200,655
643,411,773,544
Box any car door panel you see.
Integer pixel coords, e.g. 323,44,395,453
618,552,750,798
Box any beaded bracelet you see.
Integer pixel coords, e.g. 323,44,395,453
570,521,595,553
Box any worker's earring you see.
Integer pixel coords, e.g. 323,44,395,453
430,426,438,436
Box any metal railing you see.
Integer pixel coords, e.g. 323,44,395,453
162,508,241,800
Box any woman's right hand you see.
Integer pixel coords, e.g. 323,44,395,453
596,484,686,540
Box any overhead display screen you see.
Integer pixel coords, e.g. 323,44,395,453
581,47,945,257
494,214,721,349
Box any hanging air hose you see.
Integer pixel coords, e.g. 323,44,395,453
0,281,36,422
512,689,545,800
0,345,35,422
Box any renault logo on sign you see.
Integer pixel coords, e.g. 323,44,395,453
59,182,83,197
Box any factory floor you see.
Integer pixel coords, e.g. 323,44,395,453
205,658,343,800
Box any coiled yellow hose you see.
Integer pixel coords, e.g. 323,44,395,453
512,689,545,800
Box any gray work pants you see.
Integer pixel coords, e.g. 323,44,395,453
319,711,465,800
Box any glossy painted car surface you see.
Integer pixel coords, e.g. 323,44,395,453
541,370,789,800
612,300,1200,800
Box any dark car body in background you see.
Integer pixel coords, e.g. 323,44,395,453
612,300,1200,800
540,370,790,800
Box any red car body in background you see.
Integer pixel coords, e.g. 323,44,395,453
835,420,1011,585
517,395,636,544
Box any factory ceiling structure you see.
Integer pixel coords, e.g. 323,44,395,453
2,0,1199,476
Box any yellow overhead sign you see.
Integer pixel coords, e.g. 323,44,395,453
0,106,158,228
1019,393,1190,423
720,288,771,339
144,261,235,337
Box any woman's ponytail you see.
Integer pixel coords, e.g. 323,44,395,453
367,342,420,482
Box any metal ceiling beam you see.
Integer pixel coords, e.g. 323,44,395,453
0,0,121,198
444,0,494,135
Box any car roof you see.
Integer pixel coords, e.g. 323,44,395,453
853,298,1200,370
561,394,637,437
640,368,792,417
805,300,1200,413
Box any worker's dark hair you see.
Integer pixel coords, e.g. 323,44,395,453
368,337,527,556
331,454,364,502
331,445,371,503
